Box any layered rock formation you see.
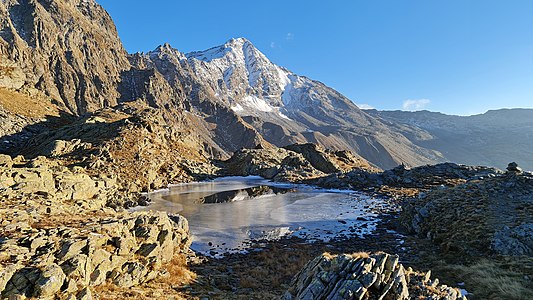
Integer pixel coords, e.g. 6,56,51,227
285,252,466,300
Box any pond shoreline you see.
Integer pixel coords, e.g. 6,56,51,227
139,176,393,257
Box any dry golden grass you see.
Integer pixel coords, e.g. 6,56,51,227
349,251,370,259
444,259,533,300
0,88,60,118
160,255,197,286
95,255,196,300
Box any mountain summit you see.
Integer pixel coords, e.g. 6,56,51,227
137,38,443,168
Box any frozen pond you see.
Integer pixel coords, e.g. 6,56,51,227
141,176,385,255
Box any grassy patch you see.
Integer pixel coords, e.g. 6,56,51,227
95,254,195,300
442,258,533,300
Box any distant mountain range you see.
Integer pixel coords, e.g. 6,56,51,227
0,0,531,171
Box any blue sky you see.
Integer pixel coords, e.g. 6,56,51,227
98,0,533,116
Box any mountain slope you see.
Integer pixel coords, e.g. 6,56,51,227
2,0,525,172
0,0,130,114
368,109,533,170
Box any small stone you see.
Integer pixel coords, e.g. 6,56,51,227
506,162,522,173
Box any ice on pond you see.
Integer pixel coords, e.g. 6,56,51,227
141,176,384,256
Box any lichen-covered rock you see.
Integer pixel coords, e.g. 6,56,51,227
284,252,466,300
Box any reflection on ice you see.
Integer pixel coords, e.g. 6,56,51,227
143,176,384,256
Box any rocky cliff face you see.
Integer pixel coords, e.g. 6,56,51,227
0,0,130,114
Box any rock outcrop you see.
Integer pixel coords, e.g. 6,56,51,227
223,144,378,182
313,162,501,192
284,252,466,300
0,154,118,211
0,153,192,298
400,164,533,257
0,211,190,298
224,147,322,181
283,143,378,174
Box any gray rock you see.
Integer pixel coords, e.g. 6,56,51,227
33,264,66,298
284,253,466,300
493,223,533,256
507,162,523,173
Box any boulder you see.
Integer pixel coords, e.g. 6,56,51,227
33,264,66,298
0,154,13,168
507,162,523,174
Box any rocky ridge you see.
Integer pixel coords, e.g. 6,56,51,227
285,252,465,300
368,109,533,171
0,0,130,114
401,163,533,258
223,143,379,182
141,38,443,169
310,162,501,197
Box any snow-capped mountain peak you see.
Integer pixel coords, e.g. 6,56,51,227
184,38,293,113
186,37,257,62
146,37,364,128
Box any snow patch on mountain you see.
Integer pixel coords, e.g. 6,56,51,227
231,104,244,112
243,95,274,112
276,66,291,90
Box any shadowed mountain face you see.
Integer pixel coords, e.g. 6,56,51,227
367,109,533,171
0,0,527,171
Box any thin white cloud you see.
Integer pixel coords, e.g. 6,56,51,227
270,41,276,48
356,103,375,110
286,33,294,40
402,99,430,111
